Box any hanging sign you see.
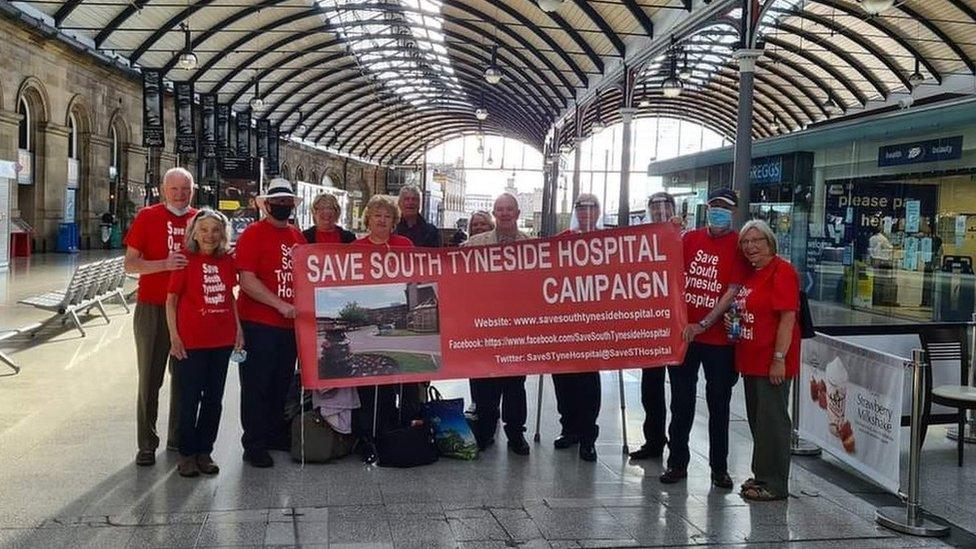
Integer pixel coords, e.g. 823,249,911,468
215,103,230,158
268,124,280,175
236,110,251,158
141,69,165,147
201,94,216,159
175,82,196,154
878,136,963,167
256,119,270,160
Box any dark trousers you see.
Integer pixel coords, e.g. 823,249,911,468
176,347,231,456
666,343,738,472
744,376,792,497
133,303,180,451
239,322,296,453
552,372,601,443
639,367,668,449
470,376,526,442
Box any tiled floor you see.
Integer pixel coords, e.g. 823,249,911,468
0,252,970,548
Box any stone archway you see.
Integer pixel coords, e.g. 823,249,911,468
107,110,132,229
15,78,51,236
66,94,96,246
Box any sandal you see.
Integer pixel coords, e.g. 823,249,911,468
740,485,786,502
741,478,765,491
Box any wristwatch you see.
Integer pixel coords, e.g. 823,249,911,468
773,351,786,361
698,319,710,329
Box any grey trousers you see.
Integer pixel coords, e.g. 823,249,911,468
743,376,792,497
134,302,180,452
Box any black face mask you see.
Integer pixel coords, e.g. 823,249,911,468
268,203,293,221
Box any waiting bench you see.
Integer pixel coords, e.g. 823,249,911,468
18,256,130,338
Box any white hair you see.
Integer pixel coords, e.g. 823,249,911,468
162,167,195,187
739,219,778,254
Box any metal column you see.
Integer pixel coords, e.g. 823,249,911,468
617,107,636,228
571,137,582,203
730,48,762,223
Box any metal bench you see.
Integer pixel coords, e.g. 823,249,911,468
18,257,129,338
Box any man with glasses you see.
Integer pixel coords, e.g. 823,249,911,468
660,188,749,489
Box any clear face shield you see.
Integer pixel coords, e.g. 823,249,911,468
570,200,603,232
646,193,676,224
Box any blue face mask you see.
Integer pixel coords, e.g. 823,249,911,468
707,207,733,229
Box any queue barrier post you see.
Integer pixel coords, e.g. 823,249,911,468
875,348,950,537
946,313,976,444
618,370,629,454
790,367,821,456
533,375,544,443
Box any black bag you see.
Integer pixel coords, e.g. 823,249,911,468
376,422,439,468
799,291,816,339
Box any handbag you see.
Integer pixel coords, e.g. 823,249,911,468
290,411,354,463
421,386,478,460
799,291,816,339
376,422,439,468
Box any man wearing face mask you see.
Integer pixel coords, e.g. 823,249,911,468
234,179,307,468
125,167,198,466
660,188,750,489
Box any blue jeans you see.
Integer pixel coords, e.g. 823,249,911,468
176,347,231,456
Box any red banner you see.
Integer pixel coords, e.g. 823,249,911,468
293,224,688,389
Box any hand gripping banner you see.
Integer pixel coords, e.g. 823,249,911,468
293,224,688,389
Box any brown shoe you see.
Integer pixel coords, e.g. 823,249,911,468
196,454,219,475
135,450,155,467
177,455,200,478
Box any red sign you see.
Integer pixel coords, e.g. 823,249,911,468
293,224,688,389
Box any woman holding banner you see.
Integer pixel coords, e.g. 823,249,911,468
464,211,494,424
551,193,604,462
302,193,356,244
351,195,415,460
730,219,801,502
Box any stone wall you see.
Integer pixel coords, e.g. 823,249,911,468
0,15,389,251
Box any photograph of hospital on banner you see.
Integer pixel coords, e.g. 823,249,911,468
314,282,442,380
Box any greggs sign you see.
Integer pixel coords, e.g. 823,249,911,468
293,224,689,389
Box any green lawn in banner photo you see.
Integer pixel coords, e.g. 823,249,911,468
375,329,431,337
365,351,439,373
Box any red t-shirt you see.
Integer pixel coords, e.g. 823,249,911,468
168,252,237,350
124,204,197,306
733,256,801,378
682,228,750,345
353,235,415,248
235,220,307,328
316,228,345,244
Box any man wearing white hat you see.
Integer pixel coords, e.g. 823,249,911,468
235,178,307,468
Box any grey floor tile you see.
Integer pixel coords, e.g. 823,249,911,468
525,506,631,541
124,524,203,548
195,520,268,547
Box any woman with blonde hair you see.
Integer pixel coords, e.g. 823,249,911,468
166,208,243,477
302,192,356,244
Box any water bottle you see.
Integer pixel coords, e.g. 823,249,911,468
728,303,742,342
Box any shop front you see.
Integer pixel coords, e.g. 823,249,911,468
650,103,976,323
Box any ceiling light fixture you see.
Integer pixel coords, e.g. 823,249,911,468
475,107,488,121
176,22,197,71
248,75,264,111
638,79,651,108
591,98,605,133
559,142,572,153
860,0,896,15
537,0,565,12
662,39,683,98
296,111,307,135
908,58,925,87
484,45,502,84
678,50,692,80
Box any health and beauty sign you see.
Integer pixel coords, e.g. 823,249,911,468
878,136,963,167
799,334,905,493
293,224,689,389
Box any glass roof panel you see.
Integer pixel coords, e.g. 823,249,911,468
318,0,467,108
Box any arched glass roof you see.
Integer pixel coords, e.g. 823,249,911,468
12,0,976,165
